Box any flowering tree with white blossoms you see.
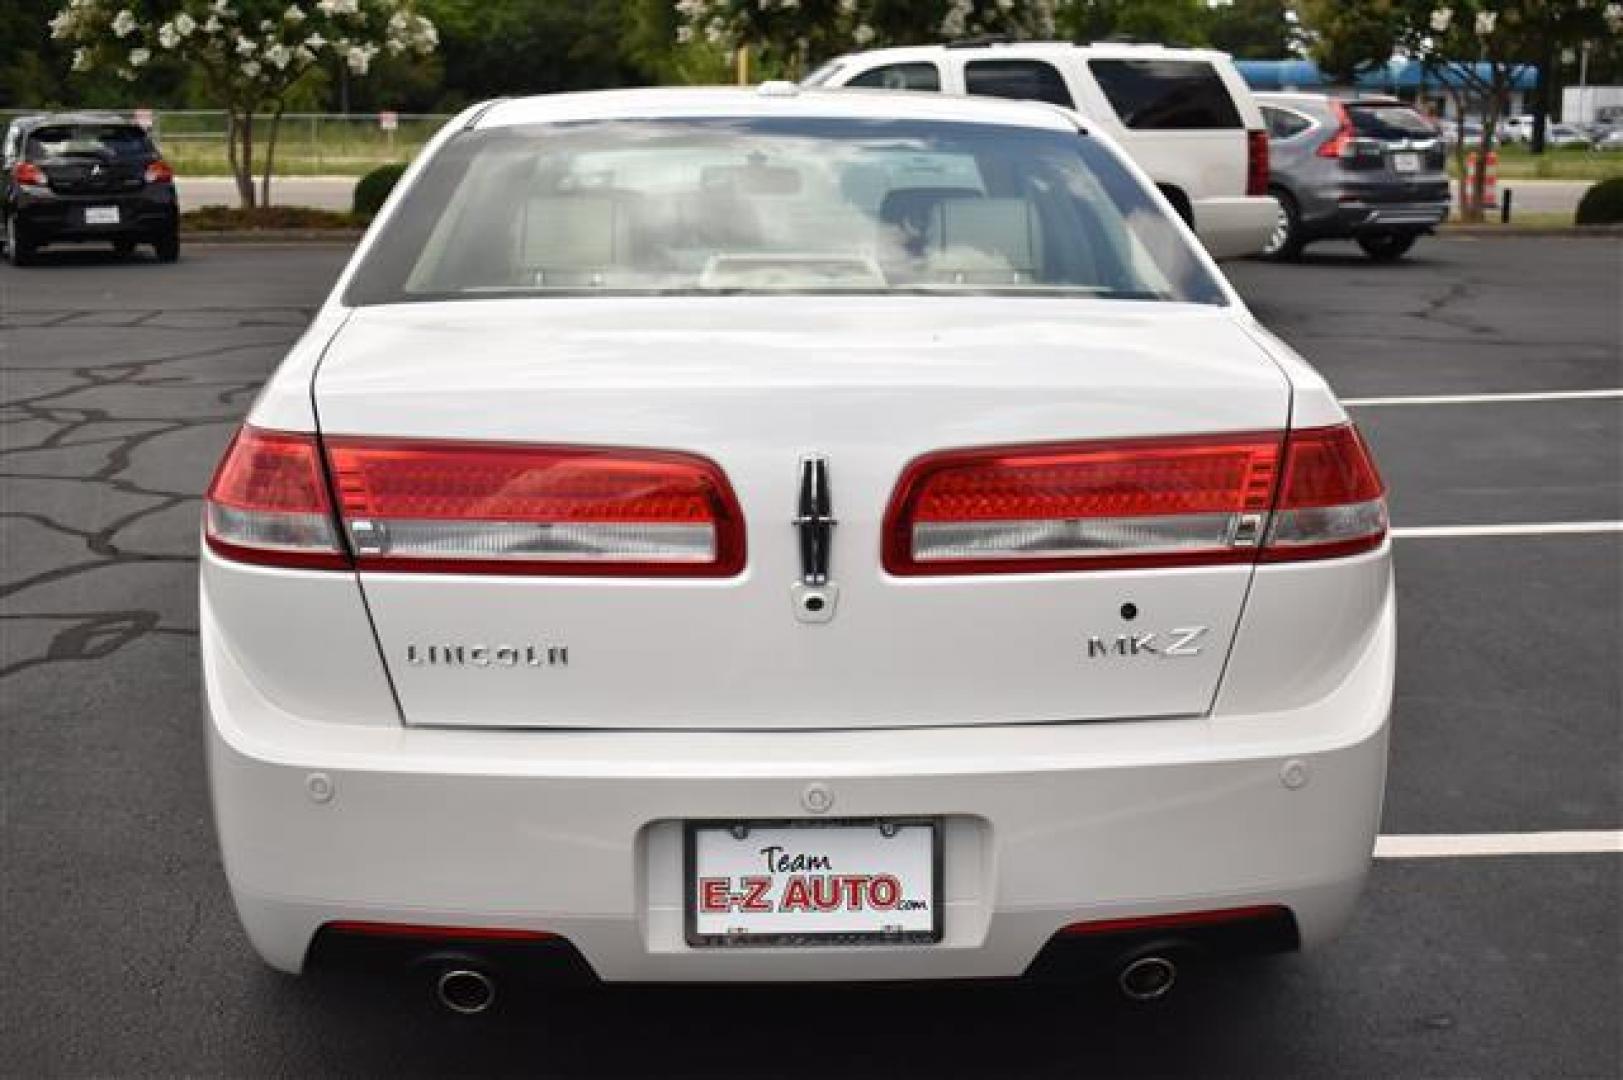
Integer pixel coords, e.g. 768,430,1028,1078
50,0,437,208
674,1,1057,79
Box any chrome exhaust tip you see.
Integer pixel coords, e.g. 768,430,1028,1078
435,967,496,1016
1118,955,1178,1002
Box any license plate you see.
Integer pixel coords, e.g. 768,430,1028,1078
1391,152,1421,173
686,819,941,946
84,206,120,225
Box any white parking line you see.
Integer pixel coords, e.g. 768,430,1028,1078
1375,831,1623,858
1392,522,1623,538
1344,388,1623,407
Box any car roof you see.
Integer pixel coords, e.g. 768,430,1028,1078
1253,91,1405,107
825,41,1235,65
477,86,1084,133
20,111,140,126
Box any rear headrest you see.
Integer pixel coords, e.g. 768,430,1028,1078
878,186,983,233
925,198,1041,278
521,193,626,269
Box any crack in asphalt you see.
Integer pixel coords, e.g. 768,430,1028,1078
0,612,198,679
1,310,292,678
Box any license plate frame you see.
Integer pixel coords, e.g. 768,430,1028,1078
83,206,121,226
1391,152,1421,174
684,817,944,948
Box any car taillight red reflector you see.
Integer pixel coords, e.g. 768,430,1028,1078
324,921,557,943
886,424,1386,575
884,433,1283,575
1246,129,1270,196
1262,423,1387,562
1059,904,1290,937
13,161,46,186
322,439,745,576
204,426,348,569
144,159,174,184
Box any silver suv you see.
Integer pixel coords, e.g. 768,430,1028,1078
1255,93,1450,262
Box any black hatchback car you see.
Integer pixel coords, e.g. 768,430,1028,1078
1,112,179,265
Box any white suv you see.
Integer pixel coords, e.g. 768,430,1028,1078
807,41,1275,259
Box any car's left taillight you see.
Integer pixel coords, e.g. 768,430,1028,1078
144,159,174,184
204,426,350,570
13,161,47,188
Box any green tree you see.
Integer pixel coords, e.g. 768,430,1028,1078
420,0,642,104
672,1,1057,80
1057,0,1210,47
1205,0,1299,60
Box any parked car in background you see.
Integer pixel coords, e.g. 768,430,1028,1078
0,112,179,266
1499,114,1536,143
1256,93,1449,262
807,41,1275,259
1596,129,1623,151
1545,123,1594,149
202,87,1392,1009
1439,118,1483,147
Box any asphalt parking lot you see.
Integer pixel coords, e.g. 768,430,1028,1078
2,236,1619,1078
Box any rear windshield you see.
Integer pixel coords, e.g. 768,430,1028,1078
1345,104,1438,140
26,124,154,161
344,118,1225,307
1088,60,1242,130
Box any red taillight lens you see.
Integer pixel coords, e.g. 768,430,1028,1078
13,161,46,186
204,427,348,570
1246,129,1269,196
884,424,1385,575
323,921,557,943
1317,100,1354,159
323,439,746,577
144,159,174,184
883,433,1284,575
1261,423,1387,562
1059,904,1291,937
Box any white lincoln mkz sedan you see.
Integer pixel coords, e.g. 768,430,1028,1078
203,86,1392,1012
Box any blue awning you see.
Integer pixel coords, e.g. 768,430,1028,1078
1235,59,1539,92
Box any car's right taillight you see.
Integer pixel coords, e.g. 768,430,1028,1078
883,424,1385,576
204,426,349,570
1260,423,1387,562
144,159,174,184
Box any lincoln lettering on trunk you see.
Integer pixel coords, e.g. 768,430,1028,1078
405,644,568,667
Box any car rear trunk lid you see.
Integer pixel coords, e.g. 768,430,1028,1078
314,296,1292,731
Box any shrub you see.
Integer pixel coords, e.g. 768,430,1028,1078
181,205,363,231
1574,177,1623,225
353,162,410,218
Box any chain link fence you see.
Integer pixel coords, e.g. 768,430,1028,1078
1,109,452,176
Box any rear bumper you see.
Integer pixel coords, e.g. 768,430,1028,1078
1306,198,1451,237
1192,196,1277,259
205,567,1393,982
12,187,177,241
